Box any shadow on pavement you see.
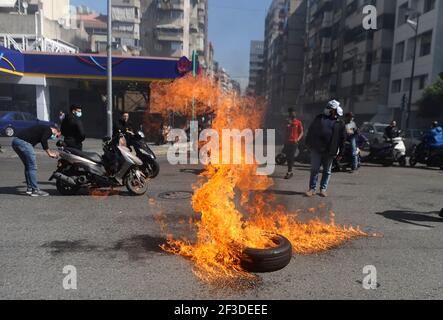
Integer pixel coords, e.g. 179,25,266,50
376,210,443,228
41,235,168,260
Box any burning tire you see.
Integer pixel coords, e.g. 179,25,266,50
240,235,292,273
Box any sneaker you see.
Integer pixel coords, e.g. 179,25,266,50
319,190,328,198
30,190,49,197
284,172,294,180
26,189,33,195
439,208,443,218
305,190,316,197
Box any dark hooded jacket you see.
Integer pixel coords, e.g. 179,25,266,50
306,114,347,156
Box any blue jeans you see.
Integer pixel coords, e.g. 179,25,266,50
12,138,39,191
350,137,359,170
309,150,334,191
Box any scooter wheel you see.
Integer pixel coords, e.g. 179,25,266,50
409,157,418,167
56,180,80,196
399,157,407,167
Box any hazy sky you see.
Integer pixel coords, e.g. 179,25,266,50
70,0,273,90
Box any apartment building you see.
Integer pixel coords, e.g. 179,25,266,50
388,0,443,127
111,0,141,55
302,0,397,123
263,0,307,127
140,0,208,68
246,40,265,96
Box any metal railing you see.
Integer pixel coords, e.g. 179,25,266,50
0,34,78,53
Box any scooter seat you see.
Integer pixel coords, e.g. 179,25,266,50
65,148,102,163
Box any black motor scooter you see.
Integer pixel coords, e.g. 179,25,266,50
409,143,443,170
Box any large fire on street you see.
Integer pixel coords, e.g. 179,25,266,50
149,74,367,285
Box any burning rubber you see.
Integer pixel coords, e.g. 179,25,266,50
240,235,292,273
150,74,367,286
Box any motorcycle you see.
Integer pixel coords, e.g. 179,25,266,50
49,134,149,196
363,136,407,167
123,130,160,179
409,143,443,170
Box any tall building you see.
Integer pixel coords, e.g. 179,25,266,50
388,0,443,128
140,0,208,68
263,0,307,127
111,0,141,55
246,40,265,96
302,0,396,123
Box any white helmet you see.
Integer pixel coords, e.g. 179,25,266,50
327,100,341,110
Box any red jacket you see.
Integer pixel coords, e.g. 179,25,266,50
286,118,303,143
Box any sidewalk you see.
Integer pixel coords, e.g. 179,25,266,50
0,137,171,158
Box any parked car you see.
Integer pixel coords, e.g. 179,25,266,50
0,111,55,137
360,122,389,146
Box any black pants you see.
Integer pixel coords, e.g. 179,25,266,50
284,143,298,173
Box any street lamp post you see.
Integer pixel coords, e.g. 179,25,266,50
405,11,420,131
107,0,113,138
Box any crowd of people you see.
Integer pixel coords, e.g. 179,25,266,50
282,100,443,201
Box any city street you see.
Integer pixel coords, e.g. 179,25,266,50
0,138,442,300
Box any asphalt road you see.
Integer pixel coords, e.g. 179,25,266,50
0,137,442,299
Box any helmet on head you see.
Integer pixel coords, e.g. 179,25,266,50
327,100,341,110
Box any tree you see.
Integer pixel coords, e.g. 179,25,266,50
419,75,443,117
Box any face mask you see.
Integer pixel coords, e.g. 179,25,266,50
74,111,82,118
50,134,57,140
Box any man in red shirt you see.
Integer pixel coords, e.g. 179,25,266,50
284,108,304,179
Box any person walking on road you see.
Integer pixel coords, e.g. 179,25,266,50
305,100,346,198
345,112,359,173
284,108,304,179
11,124,61,197
61,105,85,150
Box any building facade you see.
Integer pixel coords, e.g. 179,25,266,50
388,0,443,128
263,0,307,129
111,0,141,55
246,40,265,96
301,0,397,124
140,0,208,68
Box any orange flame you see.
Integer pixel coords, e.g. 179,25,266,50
150,74,366,284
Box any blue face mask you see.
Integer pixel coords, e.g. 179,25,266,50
50,134,57,140
74,111,82,118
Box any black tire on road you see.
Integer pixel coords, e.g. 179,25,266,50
409,156,418,167
275,154,287,166
56,179,80,196
240,235,292,273
399,156,407,167
146,159,160,179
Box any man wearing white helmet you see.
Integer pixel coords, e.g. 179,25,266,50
305,100,347,197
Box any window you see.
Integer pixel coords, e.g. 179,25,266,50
420,31,433,56
424,0,436,13
13,113,24,121
406,38,415,60
417,75,428,89
394,41,405,64
398,3,408,26
392,80,402,93
403,77,411,91
22,113,36,121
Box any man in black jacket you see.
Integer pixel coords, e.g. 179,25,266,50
12,124,61,197
113,112,134,136
305,100,346,197
61,105,85,150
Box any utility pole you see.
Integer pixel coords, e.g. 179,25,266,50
107,0,113,138
406,13,420,131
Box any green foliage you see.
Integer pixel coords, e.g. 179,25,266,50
419,76,443,117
